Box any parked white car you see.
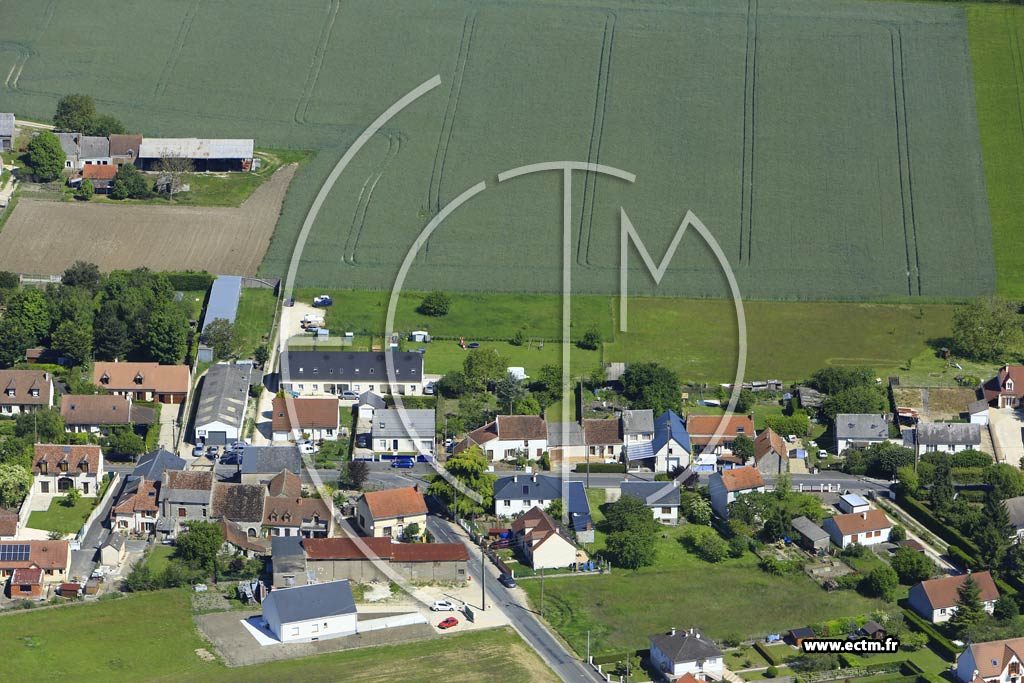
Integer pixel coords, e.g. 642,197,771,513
430,600,457,612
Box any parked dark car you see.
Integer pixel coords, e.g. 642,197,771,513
355,434,370,449
220,453,242,465
498,573,517,588
312,295,333,307
390,458,414,469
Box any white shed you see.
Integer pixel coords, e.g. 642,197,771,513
262,580,358,643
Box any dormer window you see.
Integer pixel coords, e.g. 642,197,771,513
30,388,38,397
59,461,68,473
79,461,89,473
133,372,144,385
100,373,110,384
1007,379,1015,391
5,388,13,397
39,461,47,474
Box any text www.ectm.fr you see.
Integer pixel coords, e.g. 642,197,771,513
801,638,900,654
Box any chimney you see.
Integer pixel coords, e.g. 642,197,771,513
861,512,868,520
532,474,537,484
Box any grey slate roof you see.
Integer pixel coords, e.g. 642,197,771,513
547,421,584,447
622,409,654,435
649,627,723,664
284,351,423,384
1005,496,1024,530
202,276,242,332
264,579,356,623
358,391,386,409
240,446,301,475
271,535,305,564
791,515,830,542
494,474,561,502
80,135,108,158
566,481,592,533
56,132,78,159
620,481,679,507
131,448,186,482
196,363,252,431
968,399,989,415
835,414,889,441
0,113,13,137
913,422,982,446
371,408,434,439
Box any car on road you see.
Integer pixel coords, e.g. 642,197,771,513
312,295,333,307
430,600,457,612
192,446,204,457
390,458,414,469
498,573,517,588
437,616,459,629
220,453,242,465
356,434,370,449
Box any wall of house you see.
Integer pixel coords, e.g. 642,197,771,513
496,497,555,518
33,471,101,497
485,438,548,461
955,650,980,683
373,436,432,454
267,610,358,643
654,443,690,473
162,500,210,531
356,501,427,539
528,536,577,570
284,380,422,397
8,582,42,599
651,505,679,525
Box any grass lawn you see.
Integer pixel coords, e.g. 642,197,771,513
26,498,94,534
0,589,557,683
234,288,279,358
583,488,608,553
844,647,951,678
292,289,972,384
177,289,209,322
521,526,890,656
145,544,175,575
968,4,1024,299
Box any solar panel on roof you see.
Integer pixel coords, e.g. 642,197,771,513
0,543,30,562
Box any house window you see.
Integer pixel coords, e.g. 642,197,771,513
82,482,89,495
202,508,207,517
503,500,510,507
661,507,672,514
290,626,299,636
40,481,49,493
939,608,946,615
59,462,68,473
178,507,186,517
926,445,937,453
383,526,392,537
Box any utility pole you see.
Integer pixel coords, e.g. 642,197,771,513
480,544,486,611
540,566,545,616
587,630,591,662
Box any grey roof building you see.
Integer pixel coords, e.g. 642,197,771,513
622,409,655,436
194,363,252,445
371,409,434,440
547,421,584,447
130,448,186,482
56,132,79,160
358,391,386,409
202,276,242,332
262,579,356,623
240,446,301,476
908,422,982,449
566,481,593,541
835,414,890,451
80,135,109,159
1003,496,1024,535
620,481,680,508
283,351,423,386
494,474,561,502
271,535,307,585
649,627,723,666
791,515,830,552
0,113,13,151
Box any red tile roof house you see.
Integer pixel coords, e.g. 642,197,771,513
68,163,117,193
708,466,765,518
7,566,44,599
32,444,105,498
686,414,756,456
754,428,788,476
110,478,160,534
60,394,155,435
822,509,892,548
355,486,427,540
92,361,190,404
270,396,341,443
0,369,54,415
0,540,71,586
984,365,1024,409
909,571,999,624
0,508,18,540
511,506,578,570
956,636,1024,683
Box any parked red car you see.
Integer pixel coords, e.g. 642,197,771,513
437,616,459,630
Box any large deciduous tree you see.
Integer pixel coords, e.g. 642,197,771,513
147,301,189,364
620,362,680,415
951,298,1023,362
61,261,102,293
54,94,97,132
52,318,93,367
0,464,31,508
175,521,223,573
26,130,66,182
426,446,496,517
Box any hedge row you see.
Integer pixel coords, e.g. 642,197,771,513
574,463,626,473
900,603,960,660
754,642,781,666
164,271,214,291
896,492,980,557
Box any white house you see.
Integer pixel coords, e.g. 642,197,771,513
493,474,561,517
968,400,990,427
0,370,54,415
457,415,548,461
620,481,681,525
281,350,425,397
708,466,765,518
909,571,999,624
371,408,434,456
835,414,890,452
31,444,104,498
905,422,982,457
649,627,725,681
511,507,578,570
822,509,891,548
357,391,385,421
271,396,341,442
262,580,358,643
956,636,1024,683
650,410,691,472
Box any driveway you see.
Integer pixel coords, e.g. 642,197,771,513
988,408,1024,467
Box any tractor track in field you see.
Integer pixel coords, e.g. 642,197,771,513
153,0,200,97
1007,10,1024,141
890,27,921,297
294,0,340,125
577,11,616,268
427,10,477,220
345,131,402,264
1,43,29,89
738,0,758,264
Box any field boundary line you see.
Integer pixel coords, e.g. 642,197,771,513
578,11,616,268
294,0,341,125
152,0,200,97
1006,9,1024,142
738,0,759,264
427,10,477,220
346,131,402,264
889,27,920,297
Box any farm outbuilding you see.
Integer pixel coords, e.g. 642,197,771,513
791,516,830,553
198,276,243,362
0,113,13,152
194,363,252,446
137,138,255,172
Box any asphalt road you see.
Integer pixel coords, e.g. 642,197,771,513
425,513,598,683
68,484,116,580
